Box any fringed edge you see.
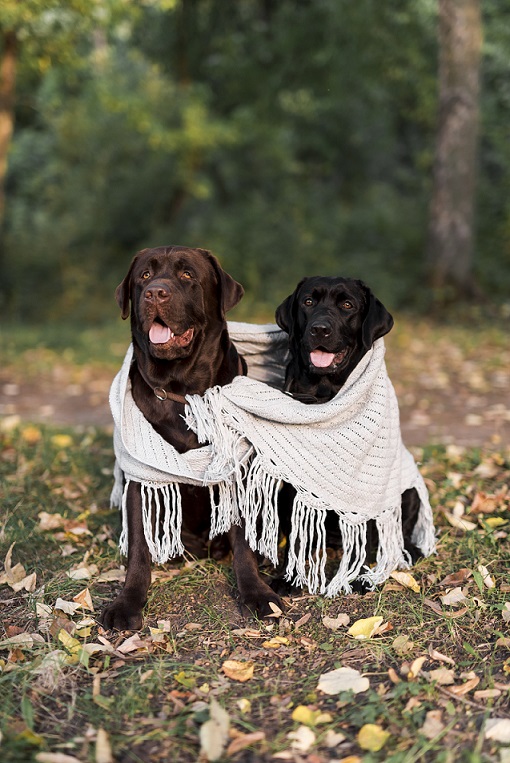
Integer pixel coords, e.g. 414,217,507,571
117,479,185,564
286,499,327,595
242,455,282,565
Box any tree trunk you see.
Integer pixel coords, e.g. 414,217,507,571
426,0,482,301
0,29,17,228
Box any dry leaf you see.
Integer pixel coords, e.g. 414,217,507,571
226,731,265,756
439,569,472,586
357,724,390,752
54,598,82,616
267,601,283,618
322,614,350,630
291,706,332,726
67,563,98,581
429,667,455,685
428,646,455,665
294,613,312,628
221,660,254,682
423,599,468,618
443,512,477,532
440,587,468,606
116,634,148,654
347,616,383,640
408,656,427,679
485,719,510,743
72,588,94,612
474,689,501,699
324,729,346,748
0,543,37,592
447,676,480,695
392,634,414,655
38,512,66,531
36,754,83,763
199,698,230,761
477,564,495,589
420,710,445,740
317,667,369,695
287,725,315,753
390,571,420,593
95,728,113,763
262,636,289,649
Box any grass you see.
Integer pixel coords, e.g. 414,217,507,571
1,319,510,762
2,427,510,762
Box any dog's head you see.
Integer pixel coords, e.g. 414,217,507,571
275,276,393,376
116,246,244,361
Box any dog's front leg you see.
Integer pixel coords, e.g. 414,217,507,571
229,524,284,618
101,482,151,630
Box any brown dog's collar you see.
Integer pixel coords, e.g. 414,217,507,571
150,355,244,404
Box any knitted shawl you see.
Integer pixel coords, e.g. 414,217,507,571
110,322,435,595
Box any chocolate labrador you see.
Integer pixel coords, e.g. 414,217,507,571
274,275,422,589
101,246,283,629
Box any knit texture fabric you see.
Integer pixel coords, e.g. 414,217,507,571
110,322,436,594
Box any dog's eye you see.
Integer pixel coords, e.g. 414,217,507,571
341,301,354,309
141,271,151,280
181,270,193,280
303,297,313,307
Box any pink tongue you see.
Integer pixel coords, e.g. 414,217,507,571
310,350,335,368
149,323,172,344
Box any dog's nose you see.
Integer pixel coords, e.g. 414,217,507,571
309,322,332,338
144,282,171,303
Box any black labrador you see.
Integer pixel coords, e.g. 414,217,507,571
101,245,283,629
273,275,422,590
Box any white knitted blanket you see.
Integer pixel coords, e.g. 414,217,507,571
110,322,435,595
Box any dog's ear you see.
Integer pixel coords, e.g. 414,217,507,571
198,249,244,316
115,250,148,320
361,282,394,349
275,278,307,335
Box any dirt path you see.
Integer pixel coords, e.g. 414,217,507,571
1,329,509,448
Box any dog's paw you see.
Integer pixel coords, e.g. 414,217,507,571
240,583,285,619
100,596,144,631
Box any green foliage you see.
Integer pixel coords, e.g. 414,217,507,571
1,0,509,322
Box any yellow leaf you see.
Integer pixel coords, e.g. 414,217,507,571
390,571,420,593
347,616,383,640
262,636,289,649
95,728,114,763
357,724,390,752
58,629,81,655
237,698,251,714
222,660,254,682
291,705,333,726
484,517,507,528
21,426,42,445
50,434,73,449
408,656,427,679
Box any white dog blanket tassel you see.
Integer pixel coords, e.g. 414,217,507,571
110,322,436,595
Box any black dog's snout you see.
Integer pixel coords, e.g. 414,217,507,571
309,321,332,339
144,281,171,303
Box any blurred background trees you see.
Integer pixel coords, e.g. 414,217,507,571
0,0,508,324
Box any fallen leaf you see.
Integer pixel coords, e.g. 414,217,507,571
347,616,383,640
96,569,126,583
291,706,332,726
50,434,74,449
446,676,480,695
226,731,265,756
116,634,148,654
392,634,414,655
317,667,369,695
95,728,113,763
199,698,230,761
323,729,346,748
35,754,83,763
485,719,510,743
477,564,495,589
0,543,37,592
474,689,501,699
287,725,315,753
428,646,455,665
67,563,98,580
222,660,254,682
423,599,468,618
408,656,427,679
21,426,42,445
429,667,455,685
420,710,445,740
357,724,390,752
443,512,477,532
440,587,468,606
267,601,283,618
322,614,350,630
54,598,82,616
262,636,289,649
294,613,312,628
72,588,94,612
439,569,472,586
390,571,420,593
